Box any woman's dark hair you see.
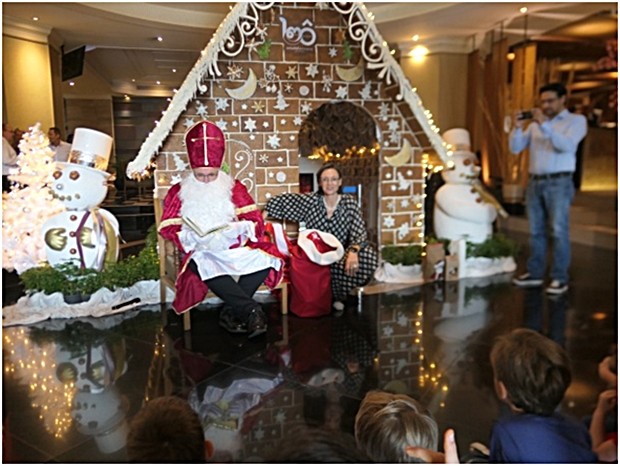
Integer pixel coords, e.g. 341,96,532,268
316,162,343,195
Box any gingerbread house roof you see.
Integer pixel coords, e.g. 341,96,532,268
126,1,451,180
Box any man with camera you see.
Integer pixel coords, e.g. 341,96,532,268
510,82,587,295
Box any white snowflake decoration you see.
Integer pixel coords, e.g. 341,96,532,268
215,98,230,111
195,102,208,118
400,198,410,208
383,215,396,228
259,154,269,164
328,47,338,58
267,133,281,149
183,117,195,128
335,85,348,99
305,63,319,78
293,116,303,126
244,117,257,132
215,119,228,131
388,119,400,132
382,325,394,337
241,103,248,110
284,83,293,94
301,101,313,114
397,313,409,327
171,174,182,185
262,121,270,128
387,199,395,211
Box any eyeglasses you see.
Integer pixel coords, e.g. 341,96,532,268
320,177,340,183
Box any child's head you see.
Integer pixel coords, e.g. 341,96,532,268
354,390,438,463
490,328,571,416
126,396,206,462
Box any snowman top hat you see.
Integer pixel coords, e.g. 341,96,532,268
442,128,471,152
67,128,113,171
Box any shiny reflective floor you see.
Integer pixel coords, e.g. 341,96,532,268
3,234,617,462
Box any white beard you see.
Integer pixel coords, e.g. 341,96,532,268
179,171,236,233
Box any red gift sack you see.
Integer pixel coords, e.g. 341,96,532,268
289,229,344,318
288,242,333,317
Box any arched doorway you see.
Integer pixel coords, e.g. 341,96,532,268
298,101,380,245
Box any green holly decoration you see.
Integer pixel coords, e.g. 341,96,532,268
257,39,272,60
342,40,354,61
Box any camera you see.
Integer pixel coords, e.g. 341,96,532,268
517,110,533,120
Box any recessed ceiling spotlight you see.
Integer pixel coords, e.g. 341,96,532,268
131,78,136,82
32,17,39,21
409,45,429,61
156,80,161,85
507,52,516,61
520,7,528,14
172,68,177,73
412,34,419,42
69,81,75,86
156,36,163,42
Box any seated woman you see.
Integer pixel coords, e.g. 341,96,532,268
265,163,377,311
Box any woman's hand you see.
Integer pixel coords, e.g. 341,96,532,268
345,250,359,276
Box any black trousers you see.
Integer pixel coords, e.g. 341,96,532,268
188,260,269,319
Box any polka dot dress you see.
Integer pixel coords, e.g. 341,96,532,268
266,192,378,301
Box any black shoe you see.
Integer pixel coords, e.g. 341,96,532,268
219,308,248,334
247,308,267,338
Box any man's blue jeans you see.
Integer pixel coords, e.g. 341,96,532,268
525,176,574,283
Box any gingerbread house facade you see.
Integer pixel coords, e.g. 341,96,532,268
126,1,451,248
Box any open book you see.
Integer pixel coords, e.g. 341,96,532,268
183,216,228,237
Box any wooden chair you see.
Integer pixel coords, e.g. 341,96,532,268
154,198,288,332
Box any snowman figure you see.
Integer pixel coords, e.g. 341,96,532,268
42,128,119,270
434,128,497,244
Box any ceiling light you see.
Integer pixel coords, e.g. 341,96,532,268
172,68,177,73
131,78,136,82
156,36,163,42
520,7,528,14
124,95,131,101
69,81,75,87
412,34,419,42
32,17,39,21
409,45,429,63
156,81,161,85
507,52,516,61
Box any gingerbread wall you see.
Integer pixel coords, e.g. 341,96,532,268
152,2,433,247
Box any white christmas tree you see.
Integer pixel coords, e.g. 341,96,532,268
2,123,65,274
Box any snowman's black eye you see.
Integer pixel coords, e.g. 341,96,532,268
53,170,62,179
69,171,80,180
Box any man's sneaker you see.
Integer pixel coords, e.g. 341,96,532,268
546,280,568,295
247,308,267,338
512,273,544,287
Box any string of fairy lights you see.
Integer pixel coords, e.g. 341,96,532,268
4,328,75,439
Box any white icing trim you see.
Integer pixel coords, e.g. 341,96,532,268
126,1,450,180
